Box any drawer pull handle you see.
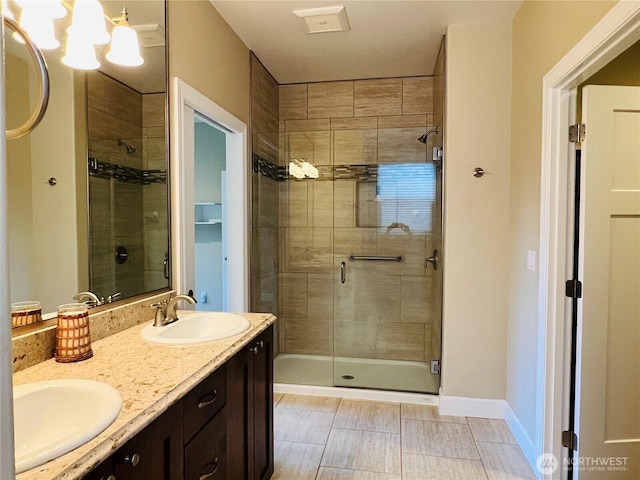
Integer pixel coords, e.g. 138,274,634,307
197,390,218,409
199,457,219,480
124,453,140,467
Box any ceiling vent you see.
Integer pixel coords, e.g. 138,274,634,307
132,24,165,48
293,5,350,34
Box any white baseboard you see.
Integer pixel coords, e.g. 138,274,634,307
440,395,540,478
439,394,508,419
504,403,541,479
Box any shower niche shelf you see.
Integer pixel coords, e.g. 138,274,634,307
195,203,222,225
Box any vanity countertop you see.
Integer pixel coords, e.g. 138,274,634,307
13,311,277,480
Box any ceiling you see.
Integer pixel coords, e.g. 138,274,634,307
210,0,522,84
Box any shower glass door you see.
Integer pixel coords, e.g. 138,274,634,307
272,74,444,394
332,126,442,394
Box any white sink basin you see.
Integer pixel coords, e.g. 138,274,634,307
141,311,251,345
14,379,122,474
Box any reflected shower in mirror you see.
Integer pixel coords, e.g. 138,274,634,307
5,0,169,325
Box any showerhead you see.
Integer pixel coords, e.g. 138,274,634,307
418,127,439,144
118,139,137,154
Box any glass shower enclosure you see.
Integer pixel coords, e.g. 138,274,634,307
277,130,442,394
250,55,443,394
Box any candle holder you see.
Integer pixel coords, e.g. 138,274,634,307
11,301,42,327
55,303,93,363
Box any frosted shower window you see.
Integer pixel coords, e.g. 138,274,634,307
376,163,436,233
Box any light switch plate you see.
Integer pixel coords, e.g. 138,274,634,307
527,250,536,271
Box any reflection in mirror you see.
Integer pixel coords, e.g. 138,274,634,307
5,0,169,326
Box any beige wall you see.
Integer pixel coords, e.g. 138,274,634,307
167,0,250,125
6,55,80,313
508,0,616,441
442,22,512,400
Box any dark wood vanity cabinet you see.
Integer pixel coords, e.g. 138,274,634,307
84,402,183,480
183,364,227,480
113,401,184,479
82,324,274,480
226,325,274,480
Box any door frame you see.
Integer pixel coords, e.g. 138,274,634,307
539,2,640,476
170,77,249,311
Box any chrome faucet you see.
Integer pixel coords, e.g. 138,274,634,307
151,294,197,327
74,291,101,307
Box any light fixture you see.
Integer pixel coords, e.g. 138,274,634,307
2,0,14,20
106,7,143,67
62,26,99,69
43,0,67,20
14,4,60,49
289,161,305,180
7,0,145,70
289,159,319,179
68,0,110,45
301,161,319,179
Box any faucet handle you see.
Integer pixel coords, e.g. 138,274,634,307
150,299,168,308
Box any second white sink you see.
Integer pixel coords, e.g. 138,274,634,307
141,311,251,345
14,379,122,474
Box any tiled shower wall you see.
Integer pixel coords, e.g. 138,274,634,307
87,71,167,299
278,77,441,364
142,94,169,292
250,54,281,326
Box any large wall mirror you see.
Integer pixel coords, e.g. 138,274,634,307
4,0,169,328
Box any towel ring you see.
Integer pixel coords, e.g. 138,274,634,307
4,16,50,140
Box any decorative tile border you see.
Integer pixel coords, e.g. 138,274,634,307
89,159,167,185
252,153,381,183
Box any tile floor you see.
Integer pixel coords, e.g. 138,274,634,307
273,394,537,480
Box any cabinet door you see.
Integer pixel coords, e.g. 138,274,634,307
226,345,252,480
82,459,114,480
252,326,274,480
184,409,226,480
114,401,184,479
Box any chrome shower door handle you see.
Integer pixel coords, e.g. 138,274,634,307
340,261,346,284
426,249,438,271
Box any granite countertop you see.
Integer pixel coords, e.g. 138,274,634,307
13,312,276,480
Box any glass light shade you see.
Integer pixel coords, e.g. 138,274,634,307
106,21,143,67
301,161,319,179
2,0,15,20
70,0,110,45
62,27,99,70
42,0,67,19
289,162,305,179
17,6,60,49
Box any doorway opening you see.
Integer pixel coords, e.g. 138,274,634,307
539,2,640,473
171,78,248,312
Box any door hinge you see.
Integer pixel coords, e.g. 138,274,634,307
569,124,586,143
565,279,582,299
430,360,441,375
562,430,579,451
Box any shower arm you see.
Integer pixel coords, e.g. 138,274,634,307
418,127,439,144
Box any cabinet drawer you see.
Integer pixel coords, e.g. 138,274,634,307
183,365,226,441
185,408,227,480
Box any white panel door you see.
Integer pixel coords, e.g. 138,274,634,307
578,85,640,479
